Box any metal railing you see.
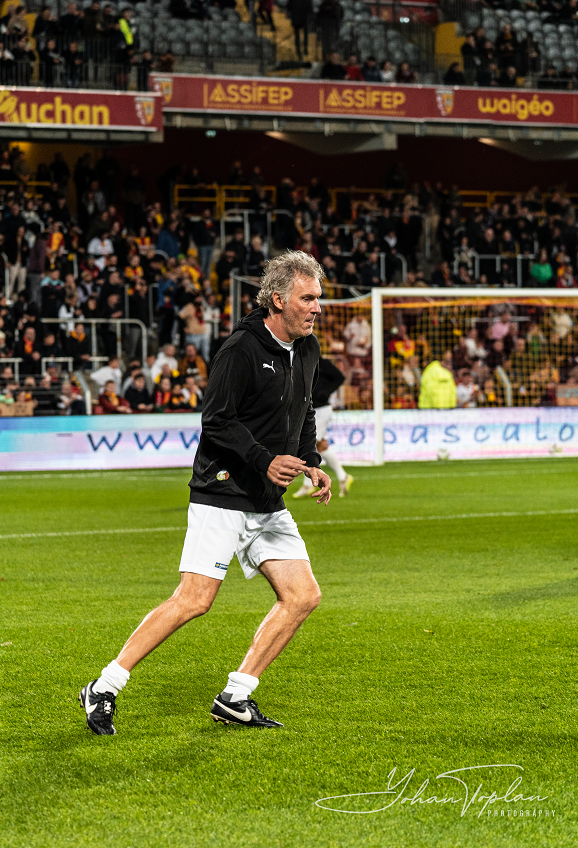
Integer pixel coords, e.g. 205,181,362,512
41,356,73,376
74,368,93,417
177,185,278,219
453,252,536,287
0,357,23,382
40,318,148,365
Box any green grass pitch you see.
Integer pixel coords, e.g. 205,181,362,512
1,458,577,848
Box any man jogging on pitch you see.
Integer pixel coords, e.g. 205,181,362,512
80,251,331,733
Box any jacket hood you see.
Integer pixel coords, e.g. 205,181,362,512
232,306,306,353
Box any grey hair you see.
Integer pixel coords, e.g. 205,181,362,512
256,250,324,311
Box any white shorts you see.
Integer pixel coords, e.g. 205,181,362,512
179,503,309,581
315,404,333,441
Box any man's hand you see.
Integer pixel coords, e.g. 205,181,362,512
305,467,332,505
267,454,307,487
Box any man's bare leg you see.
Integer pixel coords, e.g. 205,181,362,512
211,559,320,726
116,572,222,671
238,558,321,677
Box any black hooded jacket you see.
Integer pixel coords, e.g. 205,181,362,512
188,307,321,513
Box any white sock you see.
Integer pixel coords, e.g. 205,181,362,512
320,447,347,482
221,671,259,703
93,660,130,697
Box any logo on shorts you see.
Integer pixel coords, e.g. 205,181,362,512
215,562,228,571
216,470,230,481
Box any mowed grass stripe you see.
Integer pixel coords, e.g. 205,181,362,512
1,458,578,483
1,507,578,540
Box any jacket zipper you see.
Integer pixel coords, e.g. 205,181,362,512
284,353,294,452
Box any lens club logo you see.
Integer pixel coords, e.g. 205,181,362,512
135,96,156,126
153,76,174,105
436,88,454,117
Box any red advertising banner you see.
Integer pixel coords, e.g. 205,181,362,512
0,87,163,131
151,73,578,128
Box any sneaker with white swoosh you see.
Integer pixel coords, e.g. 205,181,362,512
79,680,117,735
210,693,283,728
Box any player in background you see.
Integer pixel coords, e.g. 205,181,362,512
293,356,354,499
79,251,331,735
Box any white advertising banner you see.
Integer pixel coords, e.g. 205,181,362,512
1,408,578,471
328,408,578,463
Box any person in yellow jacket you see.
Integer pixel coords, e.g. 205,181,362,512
119,8,134,47
418,351,457,409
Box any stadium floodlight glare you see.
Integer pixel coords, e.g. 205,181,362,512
371,287,578,464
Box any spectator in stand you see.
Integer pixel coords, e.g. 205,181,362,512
360,250,382,287
157,220,181,259
122,166,146,234
257,0,275,31
92,356,122,393
455,369,478,408
60,2,84,40
179,293,208,360
87,230,114,270
246,233,266,276
396,61,415,84
343,314,371,358
530,248,554,287
5,224,29,297
15,326,41,375
431,260,452,287
380,60,395,82
538,65,560,90
418,351,456,409
496,23,518,70
12,35,35,85
99,378,132,413
344,53,363,81
288,0,312,60
340,259,361,287
499,65,518,88
477,61,499,87
63,41,84,88
215,247,237,291
127,279,150,359
193,208,216,279
179,342,208,385
59,381,86,415
461,33,479,83
33,6,58,53
153,375,173,411
362,55,381,83
67,321,91,369
321,51,346,80
124,372,153,412
151,343,178,381
316,0,342,59
443,62,465,85
39,38,62,87
519,34,541,77
181,374,203,410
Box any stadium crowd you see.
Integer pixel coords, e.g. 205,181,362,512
316,300,578,411
0,2,160,89
1,143,578,416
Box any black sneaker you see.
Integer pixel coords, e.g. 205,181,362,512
79,680,117,736
210,693,283,728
